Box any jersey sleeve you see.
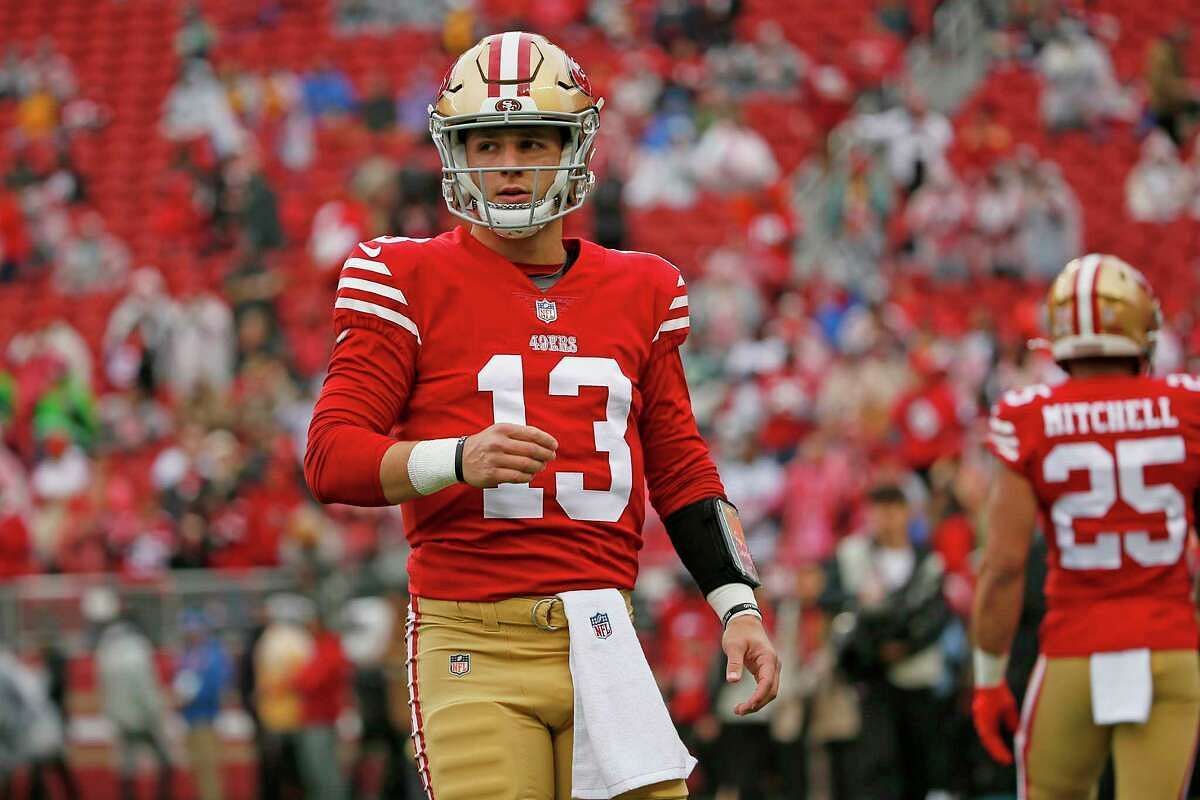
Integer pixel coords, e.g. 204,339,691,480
638,345,726,519
649,261,690,355
332,240,423,348
303,241,421,507
985,389,1044,474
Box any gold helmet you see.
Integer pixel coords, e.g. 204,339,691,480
1046,254,1161,365
429,32,602,238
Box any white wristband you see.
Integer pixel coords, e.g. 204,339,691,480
973,648,1009,688
706,583,761,624
406,438,461,496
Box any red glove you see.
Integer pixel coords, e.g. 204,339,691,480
972,684,1020,765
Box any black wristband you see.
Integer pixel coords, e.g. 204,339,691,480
722,603,760,627
454,436,468,483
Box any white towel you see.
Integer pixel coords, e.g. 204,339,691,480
559,588,698,799
1090,649,1152,725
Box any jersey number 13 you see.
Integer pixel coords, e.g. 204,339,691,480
478,354,633,522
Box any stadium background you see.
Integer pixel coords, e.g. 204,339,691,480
0,0,1199,797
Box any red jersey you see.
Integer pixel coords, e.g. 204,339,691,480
305,226,725,600
986,374,1200,657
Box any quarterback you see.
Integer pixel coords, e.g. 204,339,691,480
971,254,1200,799
304,32,779,800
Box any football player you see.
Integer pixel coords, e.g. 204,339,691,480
303,32,779,800
970,254,1200,799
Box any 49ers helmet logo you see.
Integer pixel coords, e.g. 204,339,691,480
568,57,593,96
495,98,522,112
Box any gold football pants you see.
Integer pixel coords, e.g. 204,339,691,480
1016,650,1200,800
406,595,689,800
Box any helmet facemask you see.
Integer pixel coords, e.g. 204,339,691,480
429,105,601,239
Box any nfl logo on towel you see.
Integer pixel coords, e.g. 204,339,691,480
535,298,557,323
449,653,471,676
590,612,612,640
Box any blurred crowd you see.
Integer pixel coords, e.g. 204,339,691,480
0,0,1198,798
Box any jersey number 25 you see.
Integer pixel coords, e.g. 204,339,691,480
1045,436,1187,569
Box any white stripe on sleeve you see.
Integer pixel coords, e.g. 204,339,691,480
342,257,392,276
653,315,691,341
335,297,421,343
669,295,689,311
337,276,409,305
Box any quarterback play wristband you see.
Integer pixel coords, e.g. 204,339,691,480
407,438,463,495
973,648,1009,688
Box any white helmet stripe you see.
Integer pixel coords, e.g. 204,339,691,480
498,31,522,98
1075,253,1101,336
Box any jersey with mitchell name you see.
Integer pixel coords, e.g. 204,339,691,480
322,226,724,601
987,374,1200,656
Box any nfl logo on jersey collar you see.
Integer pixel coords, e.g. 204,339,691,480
535,298,557,323
590,612,612,639
449,653,471,676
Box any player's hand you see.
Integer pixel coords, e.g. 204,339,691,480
461,423,558,488
972,684,1020,765
722,614,780,715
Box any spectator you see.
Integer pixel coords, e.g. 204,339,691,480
174,610,232,800
1144,27,1199,147
96,612,173,800
104,268,180,395
302,60,356,119
1037,19,1126,131
31,431,91,504
162,60,247,159
171,290,236,399
624,115,697,208
16,81,58,140
29,640,79,800
292,612,349,800
821,483,954,800
255,594,314,800
751,21,806,93
54,210,130,296
903,166,970,278
0,647,76,799
308,193,370,270
225,152,284,252
176,2,218,62
341,594,408,800
360,73,397,132
1125,129,1190,223
854,93,953,194
889,346,967,482
959,103,1014,168
970,162,1023,276
692,108,780,193
1019,161,1082,279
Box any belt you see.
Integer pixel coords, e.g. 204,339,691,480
418,592,633,632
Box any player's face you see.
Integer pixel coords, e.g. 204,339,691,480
463,126,565,206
